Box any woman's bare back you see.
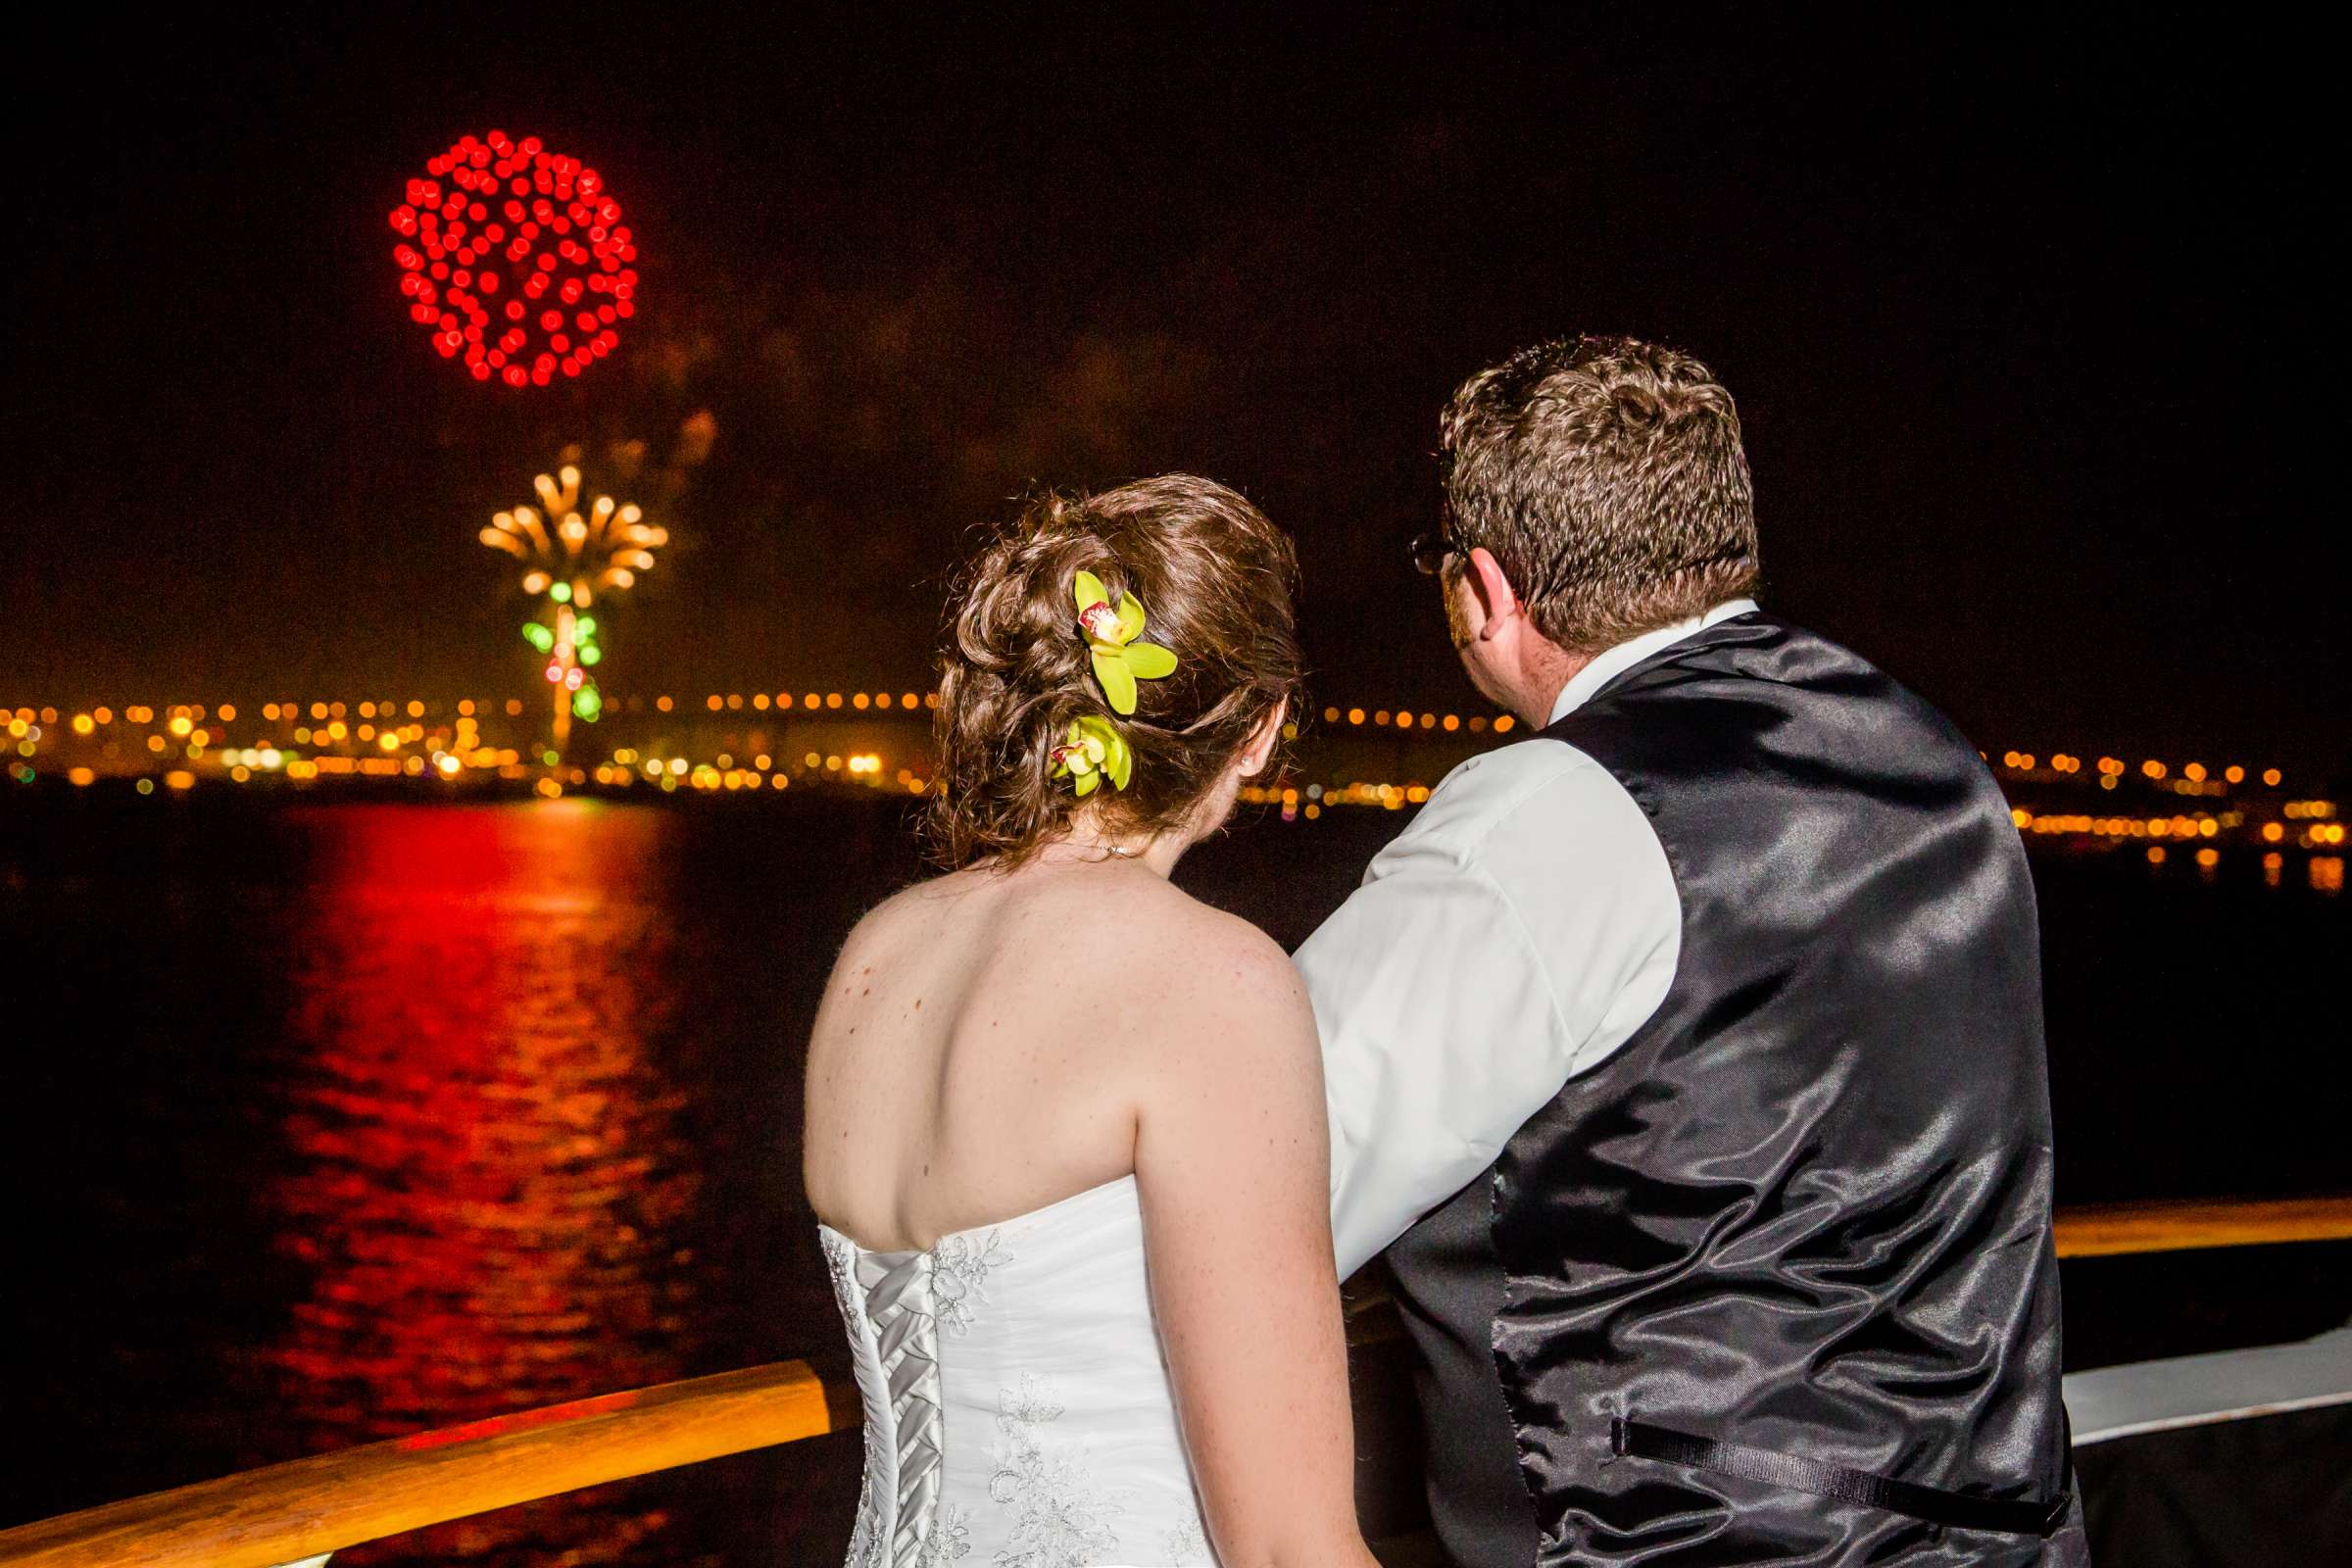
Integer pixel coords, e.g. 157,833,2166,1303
804,851,1253,1252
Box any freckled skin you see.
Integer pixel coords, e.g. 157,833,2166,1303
812,854,1254,1249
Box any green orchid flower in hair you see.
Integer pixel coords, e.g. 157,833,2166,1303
1072,569,1178,715
1051,714,1134,798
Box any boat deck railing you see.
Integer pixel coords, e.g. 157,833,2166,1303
5,1195,2348,1568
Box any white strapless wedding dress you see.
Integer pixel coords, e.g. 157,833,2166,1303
818,1175,1217,1567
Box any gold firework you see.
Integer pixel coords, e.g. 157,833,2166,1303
478,465,668,604
479,465,668,751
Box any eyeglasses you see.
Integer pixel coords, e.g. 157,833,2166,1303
1408,526,1459,575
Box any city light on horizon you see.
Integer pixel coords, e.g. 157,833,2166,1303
8,684,2341,885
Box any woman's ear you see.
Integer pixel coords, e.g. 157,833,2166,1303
1238,698,1289,778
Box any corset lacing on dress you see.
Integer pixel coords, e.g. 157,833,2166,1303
820,1175,1216,1568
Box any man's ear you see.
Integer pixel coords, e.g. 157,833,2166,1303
1466,547,1520,640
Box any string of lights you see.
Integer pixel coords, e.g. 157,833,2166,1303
3,696,2315,787
1321,706,1517,735
7,698,2340,885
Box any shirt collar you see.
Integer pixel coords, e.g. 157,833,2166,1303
1544,599,1760,727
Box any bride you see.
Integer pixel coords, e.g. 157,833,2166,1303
804,475,1377,1568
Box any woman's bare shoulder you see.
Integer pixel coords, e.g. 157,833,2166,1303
811,869,983,1023
824,861,1307,1053
1109,879,1316,1067
831,866,985,960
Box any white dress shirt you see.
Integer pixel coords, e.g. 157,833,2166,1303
1296,600,1760,1276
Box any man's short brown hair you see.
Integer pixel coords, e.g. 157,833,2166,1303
1439,335,1759,655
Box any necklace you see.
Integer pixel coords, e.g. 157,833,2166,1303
1041,831,1151,864
1058,838,1142,860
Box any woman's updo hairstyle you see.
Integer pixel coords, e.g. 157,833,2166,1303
928,474,1301,869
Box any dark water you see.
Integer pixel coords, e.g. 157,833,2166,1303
1,788,2344,1562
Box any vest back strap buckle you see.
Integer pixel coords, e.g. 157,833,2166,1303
1611,1418,2072,1539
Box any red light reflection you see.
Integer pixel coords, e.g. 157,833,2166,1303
261,803,700,1566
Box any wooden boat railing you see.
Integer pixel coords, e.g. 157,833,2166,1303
5,1194,2348,1568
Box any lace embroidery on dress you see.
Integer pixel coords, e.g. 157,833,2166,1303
987,1372,1124,1567
822,1229,864,1330
915,1501,973,1566
931,1230,1010,1337
1160,1514,1209,1563
820,1231,889,1568
849,1492,887,1568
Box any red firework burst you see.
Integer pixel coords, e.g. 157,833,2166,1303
389,130,639,387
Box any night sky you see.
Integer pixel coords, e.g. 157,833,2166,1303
6,11,2340,780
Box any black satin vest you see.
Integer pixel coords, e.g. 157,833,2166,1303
1386,613,2088,1566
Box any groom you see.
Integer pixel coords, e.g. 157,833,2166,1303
1295,337,2087,1565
